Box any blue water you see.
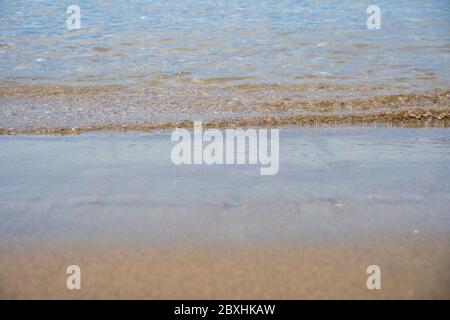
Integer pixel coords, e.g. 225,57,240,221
0,0,449,90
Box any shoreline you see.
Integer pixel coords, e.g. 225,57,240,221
1,89,449,135
1,109,449,136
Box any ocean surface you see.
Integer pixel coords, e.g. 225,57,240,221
0,0,449,133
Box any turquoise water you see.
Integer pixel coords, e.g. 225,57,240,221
1,0,449,89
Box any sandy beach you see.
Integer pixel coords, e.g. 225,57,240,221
1,0,450,301
1,127,449,299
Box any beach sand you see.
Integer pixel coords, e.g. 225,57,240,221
1,127,450,299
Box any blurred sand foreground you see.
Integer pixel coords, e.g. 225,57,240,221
1,239,450,299
0,127,449,299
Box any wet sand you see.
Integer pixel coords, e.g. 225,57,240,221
1,240,450,299
1,127,450,299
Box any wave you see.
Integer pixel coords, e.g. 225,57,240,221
1,89,449,135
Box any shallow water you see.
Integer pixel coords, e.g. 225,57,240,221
1,127,449,246
0,1,449,132
1,0,449,88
